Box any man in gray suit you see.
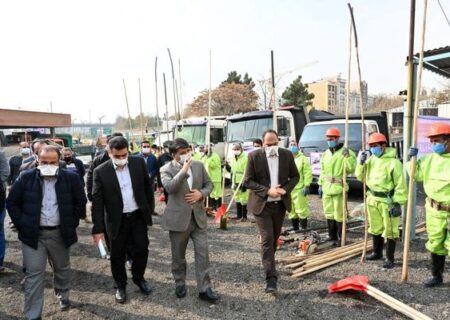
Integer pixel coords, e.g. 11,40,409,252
160,138,219,303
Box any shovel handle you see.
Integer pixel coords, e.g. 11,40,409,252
366,285,432,320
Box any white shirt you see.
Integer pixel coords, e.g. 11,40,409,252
114,164,139,213
40,177,60,226
187,167,193,190
266,150,281,202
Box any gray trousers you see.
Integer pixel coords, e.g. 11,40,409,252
22,229,71,320
169,215,211,292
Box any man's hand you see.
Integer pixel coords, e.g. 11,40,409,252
92,233,104,244
358,151,368,165
185,189,203,204
182,157,192,173
408,146,419,158
343,147,349,157
267,187,281,198
275,185,287,196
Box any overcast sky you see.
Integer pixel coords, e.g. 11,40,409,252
0,0,449,123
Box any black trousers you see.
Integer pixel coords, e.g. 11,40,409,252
110,211,149,288
254,202,286,279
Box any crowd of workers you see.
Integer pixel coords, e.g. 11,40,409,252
0,122,448,320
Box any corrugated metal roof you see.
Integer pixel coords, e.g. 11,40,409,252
412,46,450,79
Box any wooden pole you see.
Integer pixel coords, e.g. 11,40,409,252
167,48,180,123
347,3,368,262
271,50,278,132
122,79,133,136
138,78,144,140
402,0,428,283
163,73,169,133
206,50,212,152
154,57,162,146
178,58,183,115
342,21,353,246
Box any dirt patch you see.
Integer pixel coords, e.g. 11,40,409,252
0,194,448,320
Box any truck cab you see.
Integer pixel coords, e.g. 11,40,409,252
299,119,380,187
174,116,226,159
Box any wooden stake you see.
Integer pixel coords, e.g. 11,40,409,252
154,57,162,146
347,3,369,262
342,20,353,246
122,79,133,135
402,0,428,283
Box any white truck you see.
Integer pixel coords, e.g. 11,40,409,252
173,116,227,159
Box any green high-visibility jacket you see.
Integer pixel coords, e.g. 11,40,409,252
356,147,407,204
231,152,247,185
318,145,356,195
201,152,222,183
409,152,450,203
192,152,202,161
293,152,312,191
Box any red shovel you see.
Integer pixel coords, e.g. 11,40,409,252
214,204,228,229
328,276,432,320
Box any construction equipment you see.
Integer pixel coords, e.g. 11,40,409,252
328,275,433,320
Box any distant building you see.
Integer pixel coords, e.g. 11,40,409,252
307,74,369,114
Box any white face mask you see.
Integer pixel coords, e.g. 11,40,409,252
113,156,128,167
38,164,59,177
142,147,150,154
179,152,192,164
21,147,31,155
233,150,242,156
265,145,279,156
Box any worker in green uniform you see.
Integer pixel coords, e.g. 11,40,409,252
356,133,407,269
287,140,312,231
318,127,356,245
200,145,223,211
192,145,202,161
226,143,249,222
408,122,450,287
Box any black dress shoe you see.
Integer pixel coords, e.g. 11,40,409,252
135,280,153,295
265,277,277,294
59,299,70,311
175,284,187,298
198,288,219,303
115,288,127,303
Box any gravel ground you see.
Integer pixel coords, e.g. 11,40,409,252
0,192,448,320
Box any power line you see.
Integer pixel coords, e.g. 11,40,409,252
437,0,450,31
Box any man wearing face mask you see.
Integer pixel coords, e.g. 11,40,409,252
156,141,173,204
7,142,32,189
253,139,263,150
62,148,85,186
408,123,450,287
318,127,356,245
91,136,154,303
287,140,312,231
226,143,249,221
6,145,86,319
160,138,219,302
244,129,299,293
20,139,50,172
356,133,407,269
137,140,157,213
200,145,223,211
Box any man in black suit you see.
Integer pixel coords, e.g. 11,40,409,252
91,136,154,303
244,129,299,293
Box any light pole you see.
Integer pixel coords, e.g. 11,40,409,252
98,115,105,137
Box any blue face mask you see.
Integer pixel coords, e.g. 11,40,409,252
370,146,383,157
432,143,446,154
327,140,337,148
290,146,299,154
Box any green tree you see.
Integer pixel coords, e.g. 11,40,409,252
281,75,315,107
223,71,255,89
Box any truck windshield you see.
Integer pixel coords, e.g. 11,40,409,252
175,125,206,146
227,117,272,142
300,123,362,152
